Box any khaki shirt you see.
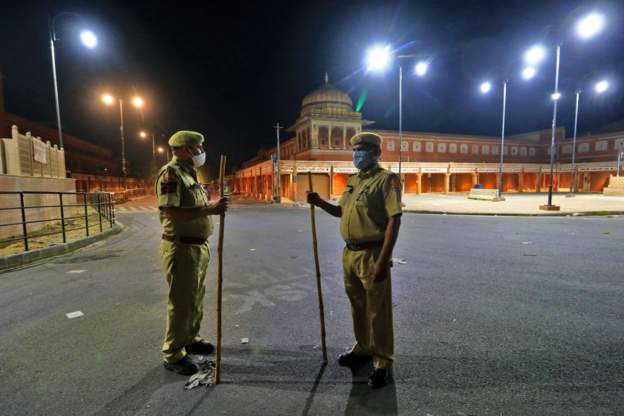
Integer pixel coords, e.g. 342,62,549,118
155,157,213,239
339,165,402,243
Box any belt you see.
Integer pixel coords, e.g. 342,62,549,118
162,234,207,245
345,240,384,251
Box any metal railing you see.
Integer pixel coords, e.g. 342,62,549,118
0,191,115,253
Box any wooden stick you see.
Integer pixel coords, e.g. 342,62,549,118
215,155,227,384
307,172,328,364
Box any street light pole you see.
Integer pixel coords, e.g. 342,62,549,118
398,65,403,189
118,98,127,184
49,34,64,149
497,80,508,200
544,45,561,209
569,90,581,195
273,123,283,203
617,144,623,177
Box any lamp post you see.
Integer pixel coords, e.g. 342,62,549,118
365,45,428,190
49,13,97,149
567,79,610,196
139,130,156,164
617,142,623,177
479,61,536,199
101,93,145,184
273,123,283,203
533,11,606,210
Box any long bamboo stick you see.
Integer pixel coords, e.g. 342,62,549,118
215,155,227,384
307,172,328,364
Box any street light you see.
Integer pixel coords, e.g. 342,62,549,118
139,130,157,166
415,61,428,77
568,79,611,196
521,67,536,80
576,12,605,40
364,44,428,190
79,30,98,48
532,11,606,210
524,45,546,66
132,96,144,108
49,13,98,149
480,64,537,200
101,93,145,181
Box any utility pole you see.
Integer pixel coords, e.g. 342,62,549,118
273,123,283,203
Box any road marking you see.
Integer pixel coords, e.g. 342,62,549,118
65,311,84,319
67,269,86,274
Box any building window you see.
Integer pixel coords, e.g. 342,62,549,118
460,144,468,154
413,142,422,152
616,138,624,151
426,142,434,152
437,143,446,153
387,141,395,151
562,144,572,154
481,145,489,155
492,145,499,155
401,141,409,151
578,143,590,153
511,146,518,156
503,146,509,155
520,147,527,156
529,147,536,157
449,143,457,153
595,141,608,151
471,144,479,154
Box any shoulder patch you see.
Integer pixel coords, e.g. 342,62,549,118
387,175,401,192
160,167,178,194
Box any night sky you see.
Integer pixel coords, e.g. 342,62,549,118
2,0,623,177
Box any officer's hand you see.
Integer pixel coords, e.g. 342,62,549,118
307,191,321,206
213,197,229,215
372,262,389,283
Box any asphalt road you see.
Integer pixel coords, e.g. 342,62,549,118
1,204,623,416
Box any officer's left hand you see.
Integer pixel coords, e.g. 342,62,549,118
372,262,389,283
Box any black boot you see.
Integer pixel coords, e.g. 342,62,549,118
368,368,389,388
163,356,199,376
186,340,215,355
337,351,372,368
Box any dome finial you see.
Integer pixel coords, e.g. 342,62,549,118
325,72,329,84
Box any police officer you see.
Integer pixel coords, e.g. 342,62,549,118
307,132,402,388
156,130,228,375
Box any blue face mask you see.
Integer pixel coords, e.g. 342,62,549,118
353,149,374,170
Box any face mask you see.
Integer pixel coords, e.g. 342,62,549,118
353,149,374,170
191,151,206,168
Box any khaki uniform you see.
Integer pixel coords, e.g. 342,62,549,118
156,156,213,363
339,165,402,369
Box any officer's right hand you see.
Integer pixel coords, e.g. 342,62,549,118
213,197,229,215
307,191,321,206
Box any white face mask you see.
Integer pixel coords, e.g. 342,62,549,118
191,152,206,168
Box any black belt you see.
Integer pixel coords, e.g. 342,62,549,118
162,234,207,245
345,240,384,251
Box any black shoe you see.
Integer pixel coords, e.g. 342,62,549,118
185,340,215,355
368,368,389,388
163,356,199,376
337,351,372,368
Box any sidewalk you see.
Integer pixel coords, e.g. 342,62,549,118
403,193,624,215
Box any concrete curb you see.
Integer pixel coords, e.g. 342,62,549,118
0,222,124,272
403,209,624,217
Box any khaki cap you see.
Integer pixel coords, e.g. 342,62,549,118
168,130,204,147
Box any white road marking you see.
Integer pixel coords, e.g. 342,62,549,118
65,311,84,319
67,269,86,274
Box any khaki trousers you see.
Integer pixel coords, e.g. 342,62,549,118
342,246,394,369
160,240,210,363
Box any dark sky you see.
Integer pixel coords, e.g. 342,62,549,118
2,0,623,177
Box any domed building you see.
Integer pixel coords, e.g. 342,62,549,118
287,74,373,157
234,75,622,202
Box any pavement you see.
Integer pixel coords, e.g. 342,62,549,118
402,193,624,215
1,203,623,415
